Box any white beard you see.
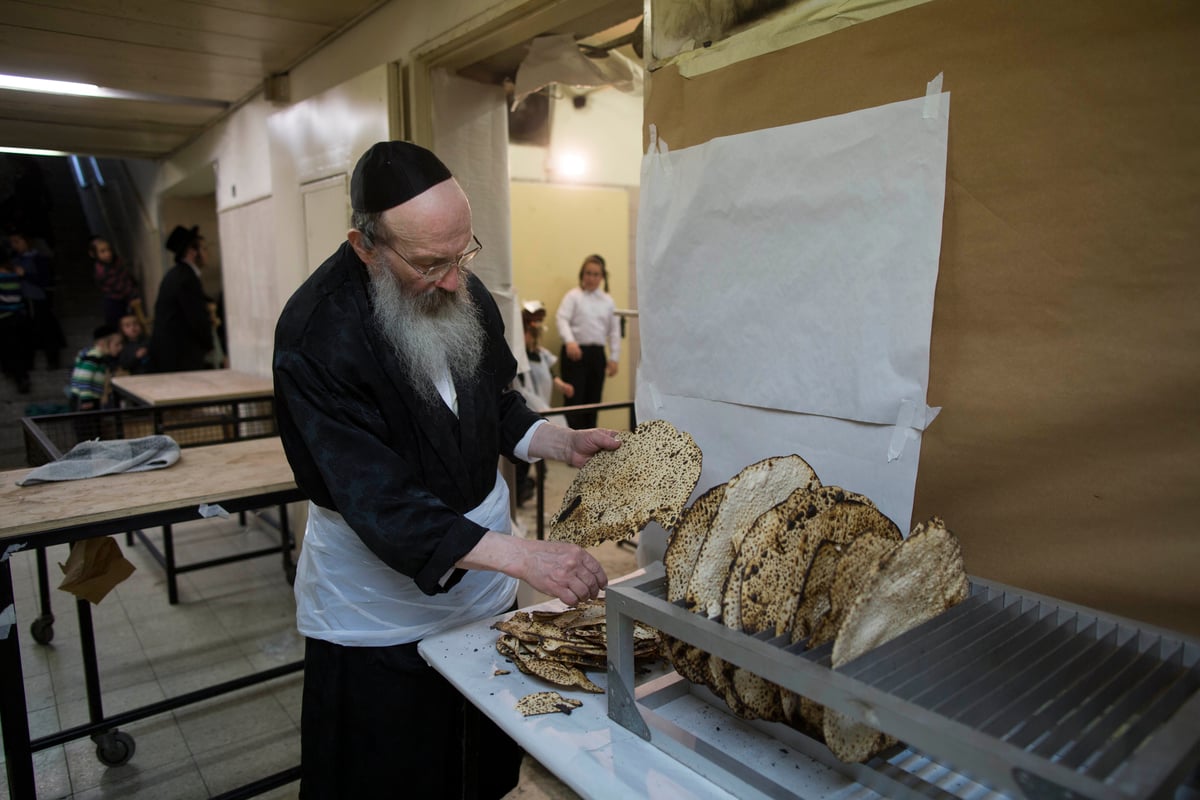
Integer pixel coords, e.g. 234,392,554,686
367,261,484,409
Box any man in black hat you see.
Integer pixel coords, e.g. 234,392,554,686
148,224,213,372
273,141,619,798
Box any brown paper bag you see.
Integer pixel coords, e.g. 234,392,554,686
58,537,136,604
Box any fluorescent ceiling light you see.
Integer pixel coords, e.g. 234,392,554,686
0,146,70,157
0,72,229,108
0,73,103,97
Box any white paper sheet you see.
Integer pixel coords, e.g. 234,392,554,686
638,93,948,427
635,91,949,543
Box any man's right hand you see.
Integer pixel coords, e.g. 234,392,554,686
458,533,608,606
515,538,608,605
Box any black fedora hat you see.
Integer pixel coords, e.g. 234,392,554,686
165,225,200,257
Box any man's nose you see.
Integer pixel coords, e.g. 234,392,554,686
434,266,460,292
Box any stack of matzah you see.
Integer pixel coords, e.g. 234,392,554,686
662,454,970,763
493,598,662,695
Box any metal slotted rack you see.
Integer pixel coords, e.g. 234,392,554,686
606,563,1200,800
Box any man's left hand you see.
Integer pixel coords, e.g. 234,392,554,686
529,423,620,467
565,427,621,468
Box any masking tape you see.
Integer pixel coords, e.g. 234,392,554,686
888,398,942,462
923,72,944,119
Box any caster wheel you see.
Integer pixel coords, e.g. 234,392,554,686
30,616,54,645
95,731,136,766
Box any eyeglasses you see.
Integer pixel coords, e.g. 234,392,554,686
382,234,482,282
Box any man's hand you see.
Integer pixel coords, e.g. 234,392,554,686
515,539,608,604
530,423,620,468
459,533,608,605
606,360,619,378
565,342,583,361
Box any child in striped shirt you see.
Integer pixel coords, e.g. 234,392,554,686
68,324,124,411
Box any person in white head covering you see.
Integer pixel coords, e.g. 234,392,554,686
513,299,573,503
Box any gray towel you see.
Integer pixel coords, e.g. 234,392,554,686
17,436,181,486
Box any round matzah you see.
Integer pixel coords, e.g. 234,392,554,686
548,419,702,547
822,518,970,762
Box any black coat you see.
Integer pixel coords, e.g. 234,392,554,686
273,242,540,595
148,261,212,372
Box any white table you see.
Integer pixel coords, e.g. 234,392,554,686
418,575,867,800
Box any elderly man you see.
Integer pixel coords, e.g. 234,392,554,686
273,141,618,798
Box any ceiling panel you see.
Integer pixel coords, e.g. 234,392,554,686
0,0,645,161
0,0,387,159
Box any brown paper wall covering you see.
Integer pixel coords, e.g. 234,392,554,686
643,0,1200,635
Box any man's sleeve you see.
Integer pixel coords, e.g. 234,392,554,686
275,349,489,594
556,291,577,344
182,276,213,349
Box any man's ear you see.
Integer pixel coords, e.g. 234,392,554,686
347,229,373,263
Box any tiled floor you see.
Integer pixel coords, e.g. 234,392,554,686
2,460,636,800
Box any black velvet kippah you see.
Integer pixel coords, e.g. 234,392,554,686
350,141,453,213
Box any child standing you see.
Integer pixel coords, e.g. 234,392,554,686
90,235,140,329
116,313,151,375
68,324,124,411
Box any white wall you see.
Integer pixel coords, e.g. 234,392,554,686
147,0,645,375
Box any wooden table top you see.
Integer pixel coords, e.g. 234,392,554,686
0,437,298,541
111,369,273,406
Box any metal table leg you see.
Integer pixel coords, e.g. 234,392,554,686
1,554,36,799
75,595,135,765
30,546,54,644
163,524,178,604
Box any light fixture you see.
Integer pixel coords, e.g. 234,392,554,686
0,146,70,157
89,156,105,186
0,73,104,97
69,155,88,186
0,72,229,107
550,150,588,181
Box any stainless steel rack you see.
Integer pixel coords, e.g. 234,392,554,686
606,563,1200,800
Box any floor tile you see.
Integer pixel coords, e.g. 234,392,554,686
26,704,62,742
64,714,191,795
69,756,209,800
267,676,304,728
21,670,56,713
56,677,166,730
45,627,156,704
154,654,259,698
193,735,300,797
21,744,71,800
173,692,296,761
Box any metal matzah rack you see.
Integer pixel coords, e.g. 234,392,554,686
606,563,1200,800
